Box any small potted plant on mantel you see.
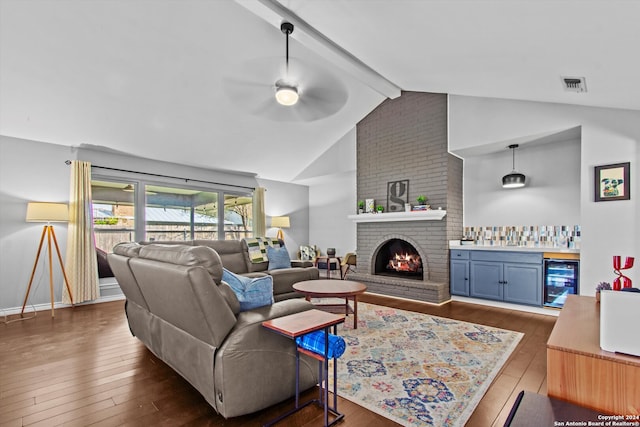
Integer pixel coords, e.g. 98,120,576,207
413,195,429,211
376,205,384,213
357,200,365,214
595,282,612,303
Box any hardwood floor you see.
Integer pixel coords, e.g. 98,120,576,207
0,294,556,426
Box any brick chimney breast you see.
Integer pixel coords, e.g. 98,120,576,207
351,91,463,304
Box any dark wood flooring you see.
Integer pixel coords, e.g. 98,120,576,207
0,294,556,426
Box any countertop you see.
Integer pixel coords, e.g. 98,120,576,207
449,240,580,254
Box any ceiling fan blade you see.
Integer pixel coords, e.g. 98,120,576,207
221,56,349,122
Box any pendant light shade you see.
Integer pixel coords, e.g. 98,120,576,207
502,144,526,188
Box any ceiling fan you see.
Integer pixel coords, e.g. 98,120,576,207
222,22,348,122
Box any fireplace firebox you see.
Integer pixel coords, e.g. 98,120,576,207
374,238,423,280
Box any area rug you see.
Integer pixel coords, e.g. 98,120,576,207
329,302,523,427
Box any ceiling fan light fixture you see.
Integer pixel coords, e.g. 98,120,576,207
502,144,526,189
275,84,299,106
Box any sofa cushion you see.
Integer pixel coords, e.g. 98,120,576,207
222,268,274,311
113,241,142,257
139,244,223,284
193,240,249,274
266,245,291,270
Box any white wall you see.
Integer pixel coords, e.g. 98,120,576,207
0,136,73,312
256,177,310,257
308,171,357,256
463,138,581,225
449,95,639,293
298,128,358,257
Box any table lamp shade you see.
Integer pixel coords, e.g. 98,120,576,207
26,202,69,222
271,216,290,228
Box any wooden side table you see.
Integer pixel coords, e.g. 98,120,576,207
293,280,367,329
262,309,345,427
314,256,341,279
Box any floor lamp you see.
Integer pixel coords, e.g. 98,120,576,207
271,216,290,240
22,202,74,318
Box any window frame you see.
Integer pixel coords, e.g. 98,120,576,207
91,172,252,243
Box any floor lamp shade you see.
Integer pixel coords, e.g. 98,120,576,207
271,216,290,240
26,202,69,222
22,201,73,317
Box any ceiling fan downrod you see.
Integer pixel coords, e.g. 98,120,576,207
281,22,294,73
275,22,298,106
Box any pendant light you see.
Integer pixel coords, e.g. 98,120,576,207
275,22,299,106
502,144,526,188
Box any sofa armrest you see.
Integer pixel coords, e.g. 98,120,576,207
214,298,318,417
291,259,314,268
228,298,313,335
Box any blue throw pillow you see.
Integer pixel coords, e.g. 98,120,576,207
221,268,274,311
267,245,291,270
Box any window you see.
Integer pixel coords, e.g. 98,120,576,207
91,180,136,251
223,193,253,240
144,185,219,242
91,178,253,248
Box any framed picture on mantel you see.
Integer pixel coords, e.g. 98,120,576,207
594,162,630,202
387,179,409,212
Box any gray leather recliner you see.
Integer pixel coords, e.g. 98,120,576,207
108,242,319,418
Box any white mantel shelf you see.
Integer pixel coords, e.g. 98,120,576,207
348,210,447,223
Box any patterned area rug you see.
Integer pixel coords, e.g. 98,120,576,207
329,302,523,427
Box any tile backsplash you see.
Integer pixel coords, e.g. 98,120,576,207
463,225,581,249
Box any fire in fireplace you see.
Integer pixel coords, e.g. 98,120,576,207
388,252,422,273
374,238,423,280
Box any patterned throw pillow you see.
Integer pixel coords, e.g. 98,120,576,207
221,268,274,311
266,245,291,270
299,245,317,261
244,237,281,263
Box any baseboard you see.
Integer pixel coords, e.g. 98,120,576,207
451,296,560,317
1,293,125,317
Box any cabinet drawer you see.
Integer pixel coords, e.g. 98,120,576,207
450,250,470,260
470,250,542,264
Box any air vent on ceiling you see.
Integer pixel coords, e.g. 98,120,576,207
561,76,587,93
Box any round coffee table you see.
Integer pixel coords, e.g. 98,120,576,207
293,280,367,329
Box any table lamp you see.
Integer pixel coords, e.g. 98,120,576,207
271,216,290,240
22,202,75,317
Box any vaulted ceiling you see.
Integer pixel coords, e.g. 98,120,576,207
1,0,638,182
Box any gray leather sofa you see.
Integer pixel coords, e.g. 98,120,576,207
108,242,319,418
141,239,320,301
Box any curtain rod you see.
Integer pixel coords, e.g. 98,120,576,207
64,160,256,191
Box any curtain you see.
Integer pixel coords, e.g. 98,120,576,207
252,187,266,237
63,160,99,304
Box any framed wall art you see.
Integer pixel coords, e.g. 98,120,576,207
594,162,630,202
387,179,409,212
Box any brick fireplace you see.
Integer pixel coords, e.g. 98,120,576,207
348,91,463,304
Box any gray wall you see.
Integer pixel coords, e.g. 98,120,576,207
463,138,581,225
0,136,310,312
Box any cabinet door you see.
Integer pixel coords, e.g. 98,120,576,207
470,261,503,300
503,263,542,306
450,260,470,296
